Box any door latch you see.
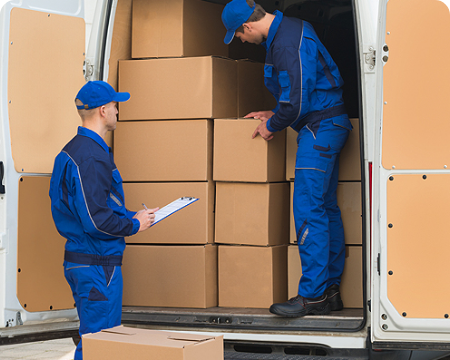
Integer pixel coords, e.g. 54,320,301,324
364,47,376,71
0,161,5,194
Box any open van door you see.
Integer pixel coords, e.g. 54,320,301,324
372,0,450,350
0,0,91,344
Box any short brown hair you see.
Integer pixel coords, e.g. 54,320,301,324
235,0,266,34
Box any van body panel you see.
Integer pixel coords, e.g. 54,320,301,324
371,0,450,345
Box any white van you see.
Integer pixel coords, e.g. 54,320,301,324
1,0,450,359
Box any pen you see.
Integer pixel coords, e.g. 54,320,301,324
142,203,148,210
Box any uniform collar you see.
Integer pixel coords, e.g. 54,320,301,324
262,10,283,51
77,126,110,153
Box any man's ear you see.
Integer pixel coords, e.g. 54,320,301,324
243,22,252,32
99,105,107,117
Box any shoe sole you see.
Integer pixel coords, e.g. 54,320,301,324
269,303,331,318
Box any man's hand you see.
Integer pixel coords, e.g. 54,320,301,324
134,208,159,232
245,111,275,141
244,110,274,122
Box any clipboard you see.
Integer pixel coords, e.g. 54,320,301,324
151,197,199,226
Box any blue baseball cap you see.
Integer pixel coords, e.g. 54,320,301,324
75,81,130,110
222,0,256,44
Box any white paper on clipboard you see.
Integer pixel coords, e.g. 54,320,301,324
151,197,199,226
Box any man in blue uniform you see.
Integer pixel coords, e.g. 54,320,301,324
49,81,158,359
222,0,352,317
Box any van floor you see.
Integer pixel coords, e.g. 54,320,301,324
122,307,364,332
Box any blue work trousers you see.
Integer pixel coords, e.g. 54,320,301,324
294,115,351,298
64,261,123,360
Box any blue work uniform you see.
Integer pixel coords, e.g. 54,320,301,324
263,11,353,298
49,126,140,360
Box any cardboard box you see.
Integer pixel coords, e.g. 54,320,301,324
214,119,286,182
131,0,228,59
219,245,287,308
122,245,217,308
83,326,223,360
289,181,362,245
123,182,214,244
337,182,362,245
237,60,277,117
215,182,289,246
287,245,363,308
114,120,212,181
285,118,360,181
118,57,237,120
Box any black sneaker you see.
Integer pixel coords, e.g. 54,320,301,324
326,284,344,311
269,294,331,318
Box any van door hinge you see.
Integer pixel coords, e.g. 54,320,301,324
83,59,94,81
0,161,5,194
377,253,380,275
364,47,376,72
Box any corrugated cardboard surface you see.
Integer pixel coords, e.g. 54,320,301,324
123,182,214,244
219,245,287,308
108,0,132,91
114,120,212,181
8,8,85,173
215,182,289,246
290,182,362,245
214,119,286,182
285,119,360,181
83,326,223,360
17,176,74,312
288,245,363,308
122,245,217,308
131,0,227,59
118,57,237,120
237,60,277,117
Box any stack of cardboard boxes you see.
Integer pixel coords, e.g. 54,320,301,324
113,0,362,310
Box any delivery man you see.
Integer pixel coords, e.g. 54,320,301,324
222,0,352,317
49,81,158,359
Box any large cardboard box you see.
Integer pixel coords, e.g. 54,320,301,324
118,57,237,120
285,118,360,181
287,245,363,308
114,120,212,181
289,182,362,245
123,182,214,244
131,0,228,59
214,119,286,182
219,245,287,308
123,245,217,308
83,326,223,360
215,182,289,246
237,60,277,117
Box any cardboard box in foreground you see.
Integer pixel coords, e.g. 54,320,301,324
114,120,212,181
215,182,289,246
119,56,237,120
219,245,287,308
83,325,223,360
132,0,227,59
214,119,286,182
123,245,217,308
288,245,363,308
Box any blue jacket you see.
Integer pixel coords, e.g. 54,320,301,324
264,11,346,133
49,126,140,257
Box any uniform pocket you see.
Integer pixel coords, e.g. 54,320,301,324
296,156,329,173
278,70,291,103
332,116,353,131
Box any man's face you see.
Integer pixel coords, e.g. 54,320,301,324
104,101,118,131
235,25,265,45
